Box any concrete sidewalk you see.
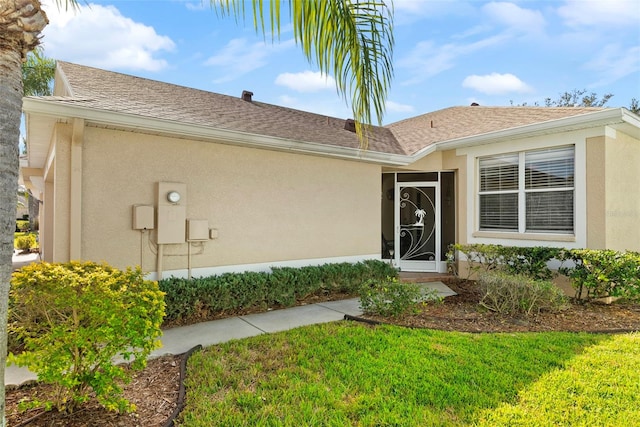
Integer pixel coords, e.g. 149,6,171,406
11,249,40,271
5,260,456,386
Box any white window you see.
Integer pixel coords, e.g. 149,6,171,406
479,146,574,234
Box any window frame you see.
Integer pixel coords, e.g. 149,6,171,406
478,146,575,235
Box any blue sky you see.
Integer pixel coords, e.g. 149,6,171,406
39,0,639,125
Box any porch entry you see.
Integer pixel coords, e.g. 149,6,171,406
381,172,455,273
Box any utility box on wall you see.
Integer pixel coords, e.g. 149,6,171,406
187,219,209,241
157,182,187,244
132,205,155,230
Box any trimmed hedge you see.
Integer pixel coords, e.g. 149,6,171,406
159,260,397,324
448,243,640,302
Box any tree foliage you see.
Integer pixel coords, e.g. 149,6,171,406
22,47,55,96
211,0,394,143
544,88,613,107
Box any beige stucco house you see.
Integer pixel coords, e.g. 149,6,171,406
21,62,640,279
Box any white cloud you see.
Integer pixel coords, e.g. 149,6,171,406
482,2,546,35
184,2,207,11
462,73,533,95
205,38,295,83
558,0,639,28
397,41,455,82
398,34,508,84
41,1,175,71
386,101,415,114
393,0,475,24
274,71,335,92
586,44,640,87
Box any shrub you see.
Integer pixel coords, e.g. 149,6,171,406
9,262,165,414
359,278,421,317
561,249,640,301
15,234,36,251
159,260,397,324
158,261,397,323
478,271,567,316
448,243,563,281
16,219,29,232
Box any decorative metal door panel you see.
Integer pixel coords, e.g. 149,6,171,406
396,184,439,271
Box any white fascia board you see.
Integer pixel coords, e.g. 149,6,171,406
408,144,437,160
432,108,627,152
621,108,640,137
22,98,411,166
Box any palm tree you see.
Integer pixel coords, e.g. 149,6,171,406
0,1,50,424
0,0,394,423
22,47,56,96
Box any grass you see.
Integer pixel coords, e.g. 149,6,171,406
177,323,639,426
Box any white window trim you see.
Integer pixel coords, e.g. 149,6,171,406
460,135,587,248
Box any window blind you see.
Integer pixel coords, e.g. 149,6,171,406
480,154,518,192
525,146,574,189
526,191,574,232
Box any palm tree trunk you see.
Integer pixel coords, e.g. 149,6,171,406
0,45,22,427
1,2,49,424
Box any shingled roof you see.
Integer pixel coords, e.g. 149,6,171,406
387,105,605,154
52,61,406,155
32,62,611,158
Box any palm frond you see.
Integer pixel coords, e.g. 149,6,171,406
210,0,395,146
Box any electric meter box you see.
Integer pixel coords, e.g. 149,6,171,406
157,182,187,244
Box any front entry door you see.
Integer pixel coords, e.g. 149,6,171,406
395,182,440,272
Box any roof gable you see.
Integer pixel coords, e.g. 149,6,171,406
387,105,606,154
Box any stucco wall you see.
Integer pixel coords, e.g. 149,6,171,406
585,136,606,249
52,124,72,263
603,129,640,251
78,127,381,273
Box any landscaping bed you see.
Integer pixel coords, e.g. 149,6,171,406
6,279,639,426
362,279,640,333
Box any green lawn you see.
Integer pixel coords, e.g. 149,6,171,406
178,323,639,426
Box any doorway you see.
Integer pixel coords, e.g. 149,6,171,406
381,172,455,273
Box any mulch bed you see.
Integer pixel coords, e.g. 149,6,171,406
6,279,639,426
361,279,640,333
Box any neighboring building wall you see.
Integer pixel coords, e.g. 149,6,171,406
74,126,381,275
603,129,640,251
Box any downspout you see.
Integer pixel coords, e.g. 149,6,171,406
69,118,84,260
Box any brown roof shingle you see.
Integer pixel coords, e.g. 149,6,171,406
53,61,407,155
387,105,605,154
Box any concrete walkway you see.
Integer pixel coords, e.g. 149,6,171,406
11,249,40,271
6,252,456,386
